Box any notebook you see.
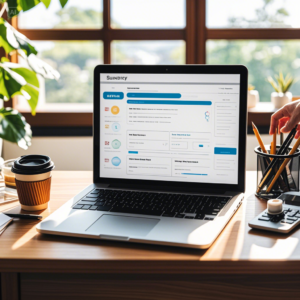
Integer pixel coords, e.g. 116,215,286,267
0,213,13,235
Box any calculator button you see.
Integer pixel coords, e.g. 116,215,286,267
281,220,294,224
287,210,298,217
287,217,298,222
295,214,300,218
258,217,270,221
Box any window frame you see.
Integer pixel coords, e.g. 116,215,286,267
6,0,300,131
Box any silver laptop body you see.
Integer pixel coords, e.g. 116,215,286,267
37,65,248,249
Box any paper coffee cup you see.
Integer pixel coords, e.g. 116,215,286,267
11,155,55,211
1,159,17,190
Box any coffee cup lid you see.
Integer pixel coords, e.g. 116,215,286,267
11,155,55,175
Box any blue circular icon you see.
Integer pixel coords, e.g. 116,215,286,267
112,122,121,132
111,157,121,166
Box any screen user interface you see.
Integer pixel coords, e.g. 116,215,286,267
100,73,240,184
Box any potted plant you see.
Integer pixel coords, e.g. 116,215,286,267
0,0,68,152
267,72,296,109
248,84,259,109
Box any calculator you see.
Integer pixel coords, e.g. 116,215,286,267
249,192,300,234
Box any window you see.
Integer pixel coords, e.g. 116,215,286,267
206,0,300,103
18,0,103,29
207,40,300,102
207,0,300,28
111,0,185,29
6,0,300,129
17,41,103,111
111,41,185,65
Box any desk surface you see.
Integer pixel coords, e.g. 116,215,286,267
1,171,300,275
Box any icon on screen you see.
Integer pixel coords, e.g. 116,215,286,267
105,107,109,111
112,139,121,149
105,141,110,146
105,124,109,129
205,111,210,122
112,122,121,132
104,158,109,163
111,106,120,115
111,157,121,166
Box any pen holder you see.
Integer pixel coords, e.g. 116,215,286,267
255,145,300,200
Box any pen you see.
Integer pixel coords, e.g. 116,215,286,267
4,213,42,220
256,126,297,193
266,136,300,193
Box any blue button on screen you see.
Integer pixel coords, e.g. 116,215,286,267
127,93,181,98
103,92,124,99
214,147,237,155
127,100,212,105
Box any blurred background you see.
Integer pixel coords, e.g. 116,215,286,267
4,0,300,170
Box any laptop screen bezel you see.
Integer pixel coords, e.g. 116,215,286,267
94,65,247,193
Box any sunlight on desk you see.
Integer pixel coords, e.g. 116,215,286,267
249,237,299,260
12,224,37,251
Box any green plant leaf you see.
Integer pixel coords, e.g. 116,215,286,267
59,0,68,8
6,0,21,18
17,0,40,12
268,72,297,93
6,0,58,17
0,63,39,115
267,76,279,93
283,78,293,93
41,0,51,8
0,107,31,149
279,72,284,83
6,64,40,87
21,84,39,115
27,54,60,79
0,19,37,56
1,57,9,63
0,19,16,53
0,64,24,99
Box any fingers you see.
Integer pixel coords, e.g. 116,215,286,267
281,107,300,133
278,117,289,132
269,108,290,134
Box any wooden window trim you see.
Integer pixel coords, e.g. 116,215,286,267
7,0,300,130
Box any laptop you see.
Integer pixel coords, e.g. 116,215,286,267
37,65,248,249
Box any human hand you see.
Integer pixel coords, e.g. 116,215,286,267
270,99,300,139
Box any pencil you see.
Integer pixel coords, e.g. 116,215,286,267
266,136,300,193
270,142,273,155
256,126,297,193
272,129,277,155
252,122,267,154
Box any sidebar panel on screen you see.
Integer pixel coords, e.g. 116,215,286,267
100,73,240,184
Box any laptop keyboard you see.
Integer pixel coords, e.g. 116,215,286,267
72,189,231,220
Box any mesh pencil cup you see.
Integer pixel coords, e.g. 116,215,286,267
255,145,300,200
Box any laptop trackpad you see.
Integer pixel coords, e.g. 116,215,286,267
86,214,159,237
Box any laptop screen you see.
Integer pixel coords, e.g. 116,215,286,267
100,73,240,184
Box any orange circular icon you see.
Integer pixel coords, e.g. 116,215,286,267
111,106,120,115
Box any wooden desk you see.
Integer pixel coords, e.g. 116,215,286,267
1,171,300,300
